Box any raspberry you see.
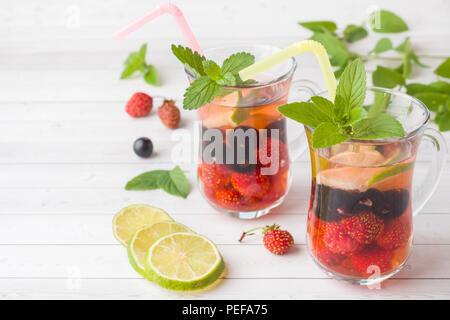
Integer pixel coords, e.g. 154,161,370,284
341,212,384,244
351,246,394,276
376,216,411,250
158,99,180,129
321,222,363,256
199,163,230,190
126,92,153,118
230,171,270,198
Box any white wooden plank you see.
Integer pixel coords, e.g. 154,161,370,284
0,244,448,279
0,213,448,245
1,278,449,300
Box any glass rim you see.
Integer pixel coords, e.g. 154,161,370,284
310,86,431,144
184,44,297,89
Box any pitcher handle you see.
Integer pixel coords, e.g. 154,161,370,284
287,80,321,161
412,128,448,216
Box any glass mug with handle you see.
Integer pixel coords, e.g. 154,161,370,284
297,86,447,285
185,45,309,219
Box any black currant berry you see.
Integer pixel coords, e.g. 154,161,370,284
133,137,153,158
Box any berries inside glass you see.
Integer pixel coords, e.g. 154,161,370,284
306,128,421,284
197,83,291,219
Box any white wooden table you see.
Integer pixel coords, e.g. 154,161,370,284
1,0,449,299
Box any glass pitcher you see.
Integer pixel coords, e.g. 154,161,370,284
185,45,309,219
301,86,447,285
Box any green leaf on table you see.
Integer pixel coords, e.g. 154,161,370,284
437,110,450,131
395,37,410,53
202,60,222,81
298,21,337,33
125,170,167,191
183,76,222,110
336,58,366,112
221,52,255,74
171,44,206,77
139,44,147,60
368,9,408,33
435,58,450,78
372,66,405,88
410,51,429,68
144,65,160,86
372,38,393,54
352,113,405,140
277,101,333,128
310,32,350,66
121,52,145,79
343,25,368,43
312,122,350,148
407,81,450,95
413,92,448,111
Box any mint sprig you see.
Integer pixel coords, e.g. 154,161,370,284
298,9,450,131
120,44,160,86
125,166,189,199
171,45,255,110
277,59,405,148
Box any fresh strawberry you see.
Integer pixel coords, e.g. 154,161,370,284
341,212,384,244
321,222,363,256
215,189,245,210
351,246,393,275
199,163,230,190
126,92,153,118
239,224,294,255
158,99,180,129
230,171,270,198
376,216,411,250
258,138,289,169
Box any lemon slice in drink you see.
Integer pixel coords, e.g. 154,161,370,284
112,204,173,247
328,150,385,167
145,232,225,291
128,221,193,277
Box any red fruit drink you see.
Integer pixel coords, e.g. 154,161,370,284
306,128,419,283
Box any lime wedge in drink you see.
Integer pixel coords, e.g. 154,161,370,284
145,232,225,291
368,162,414,186
128,221,193,277
112,204,173,247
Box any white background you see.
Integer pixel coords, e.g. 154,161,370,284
0,0,449,299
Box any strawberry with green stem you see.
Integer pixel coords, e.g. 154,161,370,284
239,224,294,255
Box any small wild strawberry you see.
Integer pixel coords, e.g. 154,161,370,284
126,92,153,118
239,224,294,255
158,99,180,129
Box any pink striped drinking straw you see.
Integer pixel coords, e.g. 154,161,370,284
114,2,203,55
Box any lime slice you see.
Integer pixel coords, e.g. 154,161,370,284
145,232,225,291
329,150,385,167
368,162,414,186
318,167,382,191
112,204,173,247
128,221,193,277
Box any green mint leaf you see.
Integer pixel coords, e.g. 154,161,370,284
336,58,366,112
400,38,412,78
125,170,167,190
435,58,450,79
395,37,410,53
333,94,348,121
121,52,144,79
410,51,429,68
217,72,236,86
372,66,405,88
429,81,450,94
310,96,336,123
157,166,190,199
144,65,160,86
171,44,206,77
277,101,333,128
347,107,368,125
368,10,408,33
310,32,350,66
367,91,391,117
437,110,450,131
221,52,255,74
298,21,337,33
352,113,405,140
231,108,251,125
312,122,350,148
202,60,222,81
407,81,450,95
139,44,147,60
413,92,448,111
183,76,222,110
343,25,368,43
372,38,393,54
